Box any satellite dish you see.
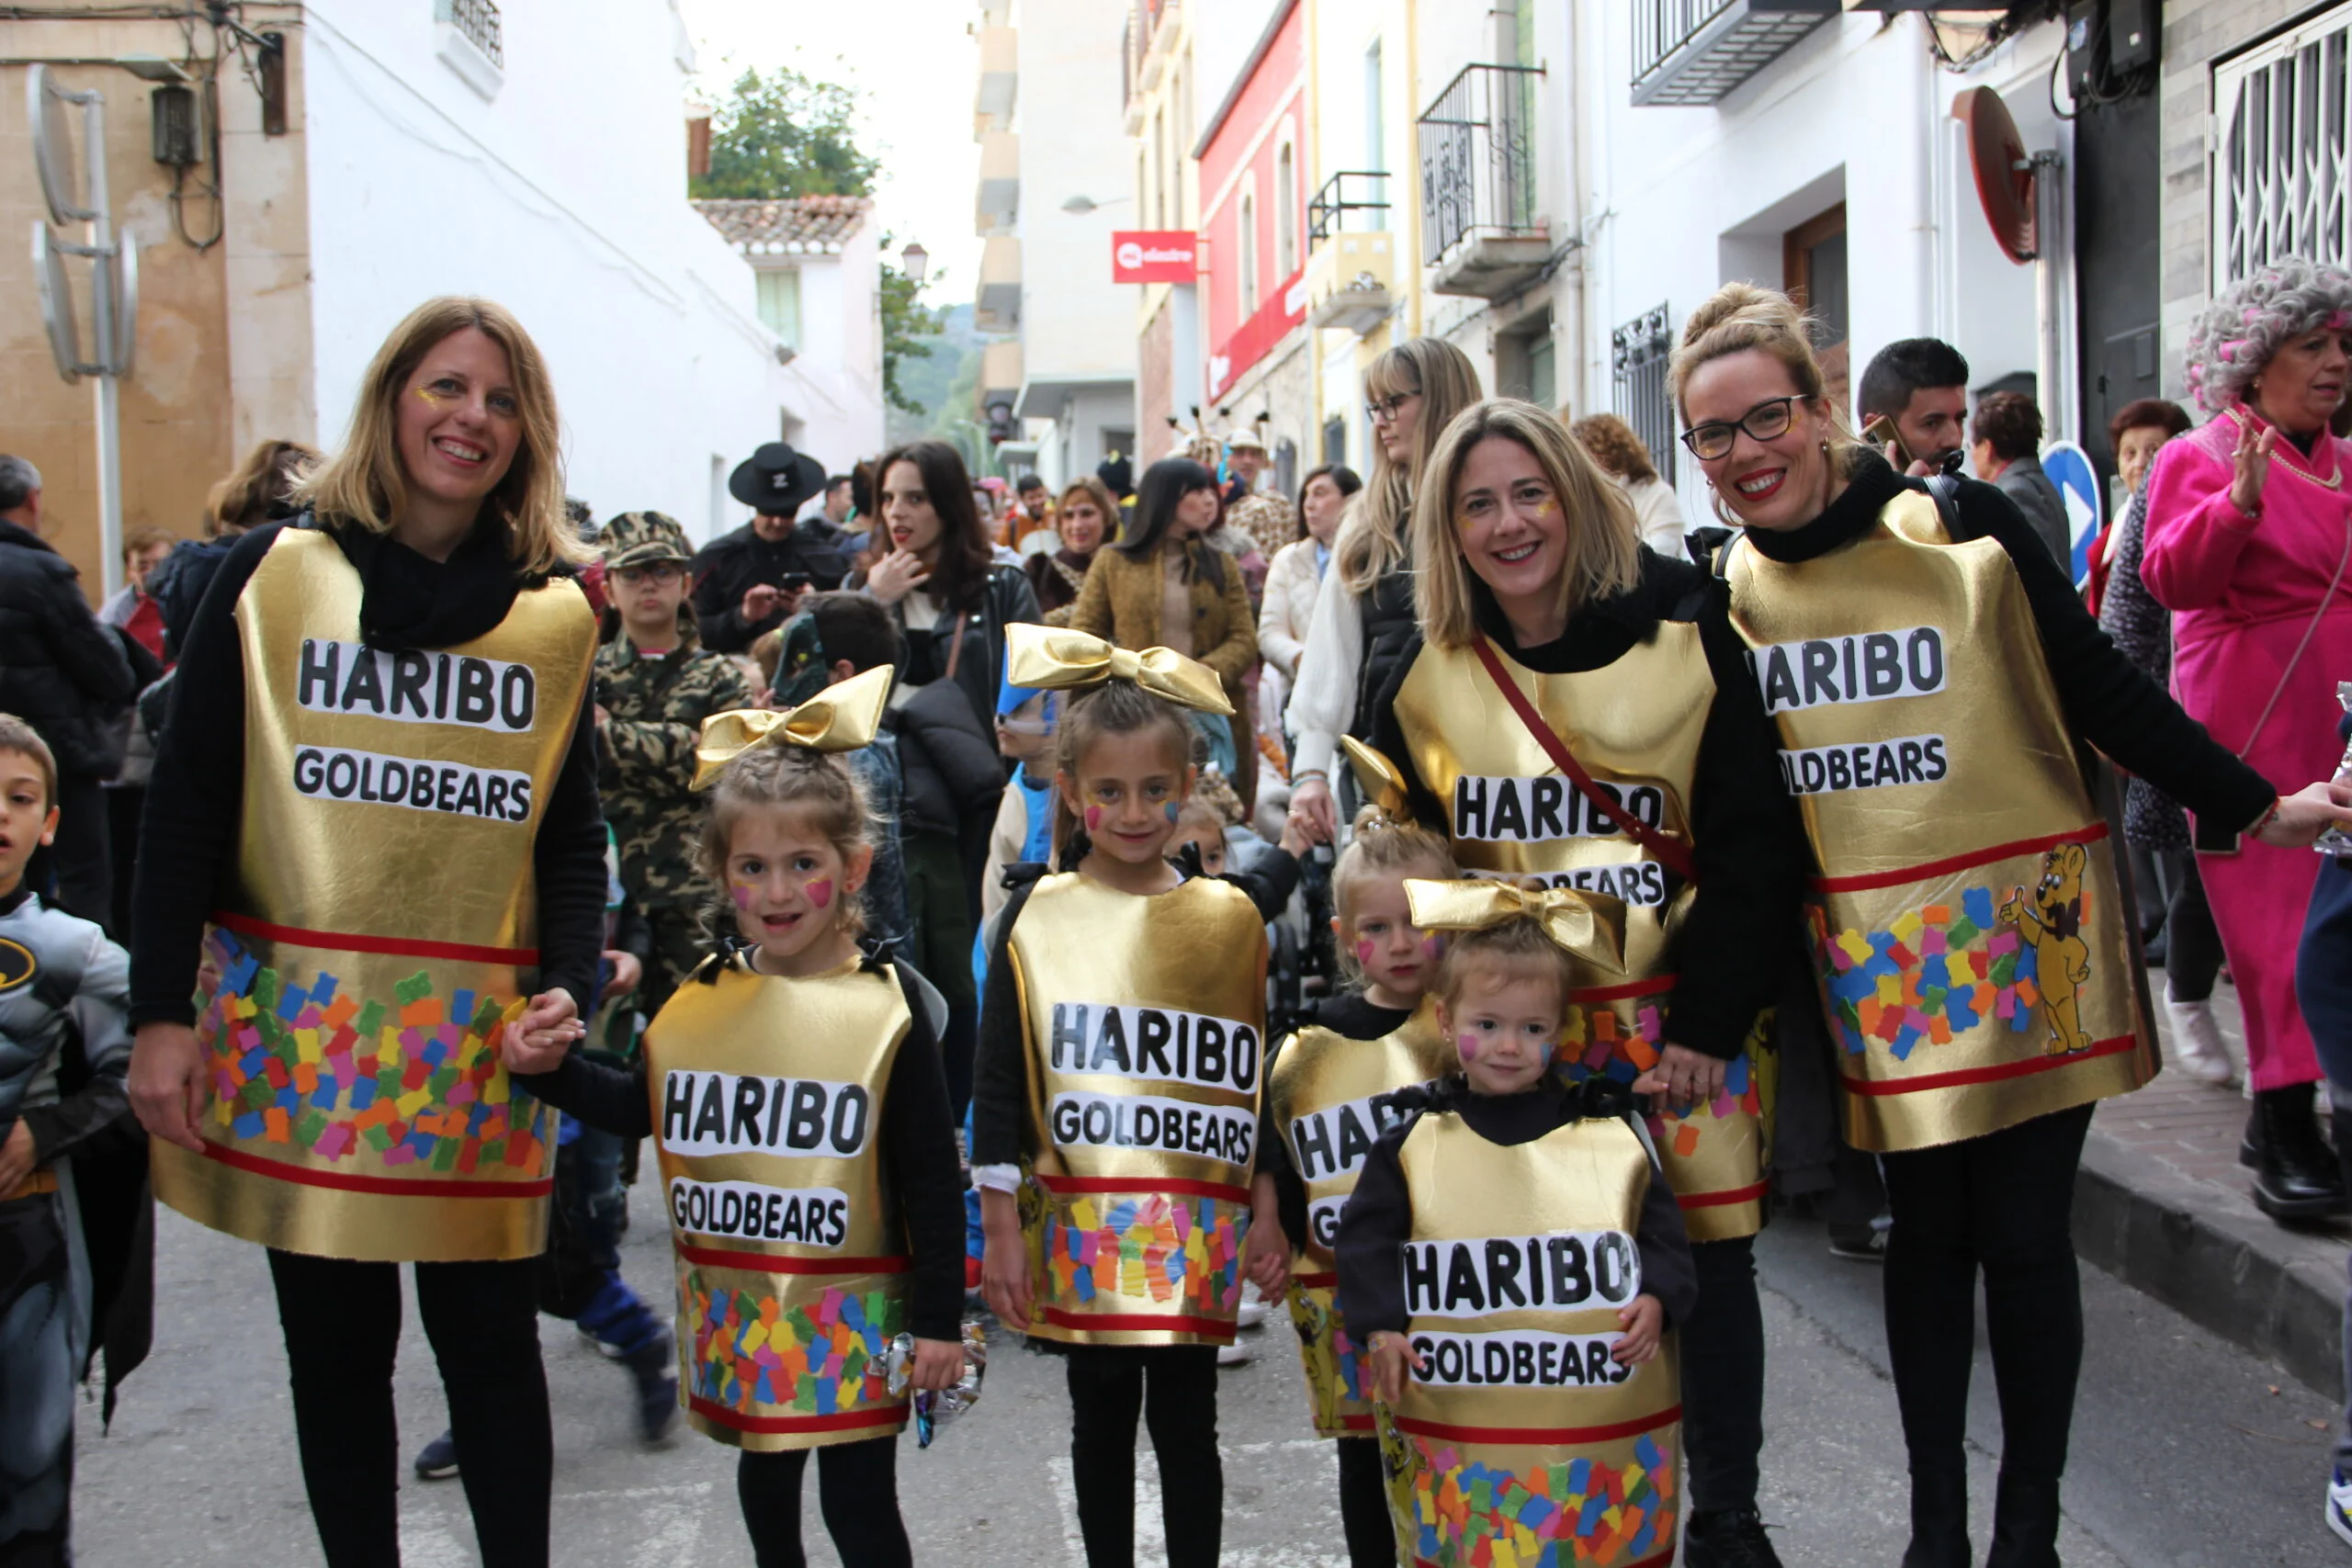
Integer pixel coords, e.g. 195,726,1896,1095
2040,439,2103,584
28,66,92,226
109,237,138,378
1952,85,2036,265
32,222,83,383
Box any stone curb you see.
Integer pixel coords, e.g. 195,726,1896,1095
2075,1126,2346,1397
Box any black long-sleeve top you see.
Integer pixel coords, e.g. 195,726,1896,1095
1334,1076,1698,1342
970,851,1302,1169
1745,454,2276,832
1256,992,1417,1251
1363,548,1807,1061
514,953,967,1343
129,518,609,1028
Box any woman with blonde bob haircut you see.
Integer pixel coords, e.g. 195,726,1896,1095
1285,335,1482,840
1676,280,2352,1568
1357,394,1806,1568
128,296,608,1568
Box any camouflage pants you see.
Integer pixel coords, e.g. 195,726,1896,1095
642,901,711,1021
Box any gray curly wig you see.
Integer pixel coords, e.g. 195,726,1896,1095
2185,256,2352,413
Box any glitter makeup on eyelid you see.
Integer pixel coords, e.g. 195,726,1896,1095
806,878,833,909
414,387,451,406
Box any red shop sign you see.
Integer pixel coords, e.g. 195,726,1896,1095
1113,231,1199,284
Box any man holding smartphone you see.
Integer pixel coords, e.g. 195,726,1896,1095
692,441,851,652
1856,337,1972,478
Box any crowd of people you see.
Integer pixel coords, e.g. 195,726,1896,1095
4,256,2352,1568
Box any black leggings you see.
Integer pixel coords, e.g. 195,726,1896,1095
1679,1235,1765,1514
1335,1435,1394,1566
2161,848,2224,1004
266,1248,550,1568
1065,1344,1222,1568
1879,1104,2093,1488
736,1438,911,1568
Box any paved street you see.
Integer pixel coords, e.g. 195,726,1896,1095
73,1167,2347,1567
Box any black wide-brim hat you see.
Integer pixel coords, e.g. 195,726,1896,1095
728,442,826,514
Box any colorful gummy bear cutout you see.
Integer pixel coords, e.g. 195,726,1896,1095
686,1274,906,1418
1040,1190,1247,1316
1815,886,2046,1061
1285,1280,1373,1431
193,927,545,1178
1406,1430,1678,1567
1555,999,1763,1164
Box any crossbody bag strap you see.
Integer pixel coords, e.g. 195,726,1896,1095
1472,637,1702,886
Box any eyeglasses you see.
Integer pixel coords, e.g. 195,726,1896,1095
1365,389,1419,423
1680,397,1801,461
614,563,685,585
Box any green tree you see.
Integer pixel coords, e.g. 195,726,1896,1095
691,66,877,200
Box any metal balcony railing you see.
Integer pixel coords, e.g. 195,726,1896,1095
1123,0,1177,113
1307,171,1391,244
440,0,503,69
1417,63,1543,267
1612,303,1677,487
1631,0,1837,107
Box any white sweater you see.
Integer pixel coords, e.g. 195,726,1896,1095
1257,539,1324,681
1283,561,1366,781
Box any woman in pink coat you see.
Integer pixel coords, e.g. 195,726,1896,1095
2144,255,2352,1223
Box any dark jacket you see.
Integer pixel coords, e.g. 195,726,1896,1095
145,534,243,660
1991,454,2071,569
690,519,854,652
0,518,140,777
888,681,1006,840
868,563,1044,736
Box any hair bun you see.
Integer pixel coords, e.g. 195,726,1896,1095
1676,281,1801,350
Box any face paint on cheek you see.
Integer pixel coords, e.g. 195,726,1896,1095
1456,1032,1480,1063
729,883,753,910
805,878,833,910
1420,933,1442,959
1164,802,1181,824
413,387,450,408
1533,497,1559,518
1356,938,1378,966
1084,806,1103,832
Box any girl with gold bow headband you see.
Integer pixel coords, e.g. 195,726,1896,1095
1335,877,1699,1568
506,666,967,1567
968,625,1307,1566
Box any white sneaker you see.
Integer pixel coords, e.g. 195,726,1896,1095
1216,1338,1252,1366
2165,989,2238,1085
2326,1468,2352,1549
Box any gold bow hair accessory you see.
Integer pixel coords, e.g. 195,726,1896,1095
1003,624,1233,716
692,664,895,789
1403,878,1629,976
1340,737,1412,822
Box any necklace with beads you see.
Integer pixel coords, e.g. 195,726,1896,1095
2231,404,2346,491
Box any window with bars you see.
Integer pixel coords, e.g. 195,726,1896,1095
1611,303,1675,486
2214,3,2352,286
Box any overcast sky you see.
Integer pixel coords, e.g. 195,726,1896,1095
680,0,983,301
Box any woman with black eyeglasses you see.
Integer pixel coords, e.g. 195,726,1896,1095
1284,338,1481,840
1673,283,2352,1568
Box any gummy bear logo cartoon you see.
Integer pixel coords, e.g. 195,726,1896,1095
1998,842,2092,1057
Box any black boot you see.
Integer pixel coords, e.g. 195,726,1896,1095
1900,1467,1969,1568
1984,1472,2062,1568
2251,1084,2349,1221
1683,1506,1783,1568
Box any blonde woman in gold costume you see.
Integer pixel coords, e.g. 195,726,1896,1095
126,299,605,1568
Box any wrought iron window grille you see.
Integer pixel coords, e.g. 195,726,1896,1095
2215,6,2352,285
1612,302,1677,488
438,0,503,71
1306,171,1390,245
1416,62,1544,267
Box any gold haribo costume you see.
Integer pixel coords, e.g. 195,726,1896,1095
1267,997,1453,1438
1385,634,1769,1239
152,526,595,1263
1719,490,2153,1153
1009,872,1271,1346
647,953,917,1450
1379,1111,1681,1568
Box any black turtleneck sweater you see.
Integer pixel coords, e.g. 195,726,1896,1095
1748,454,2276,833
1363,549,1807,1062
129,518,608,1028
1335,1075,1699,1339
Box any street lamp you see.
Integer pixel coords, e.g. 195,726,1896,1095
1060,194,1134,216
899,241,929,285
